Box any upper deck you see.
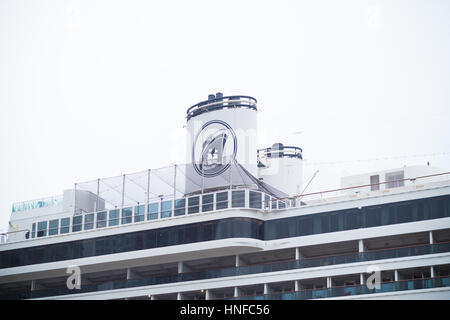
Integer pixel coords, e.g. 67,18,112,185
2,168,449,247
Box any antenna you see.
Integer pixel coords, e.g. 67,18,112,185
297,170,319,202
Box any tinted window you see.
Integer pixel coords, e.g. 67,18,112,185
84,213,94,230
188,196,200,214
109,209,119,227
161,200,172,218
232,190,245,208
330,212,344,232
397,203,412,223
72,216,82,232
278,200,286,209
264,194,271,209
148,203,158,220
121,207,132,224
134,205,145,222
97,211,107,228
0,217,264,269
60,218,70,234
298,215,313,236
249,191,262,209
49,219,59,236
216,192,228,210
174,199,186,216
344,209,359,230
365,207,382,227
431,197,446,219
37,221,47,237
386,171,404,188
271,199,277,209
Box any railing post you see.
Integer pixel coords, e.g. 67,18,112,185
95,178,100,213
229,159,233,190
295,280,300,291
295,247,303,260
358,239,367,253
201,149,205,194
146,169,151,217
73,183,77,215
264,283,272,295
173,164,177,201
121,174,126,209
235,255,243,267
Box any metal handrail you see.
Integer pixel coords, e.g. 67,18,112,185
283,171,450,203
257,146,303,159
186,95,257,120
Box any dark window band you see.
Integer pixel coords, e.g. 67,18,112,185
0,218,263,269
0,195,449,269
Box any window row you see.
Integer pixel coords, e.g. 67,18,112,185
265,195,450,239
29,190,273,239
3,195,450,269
1,218,264,268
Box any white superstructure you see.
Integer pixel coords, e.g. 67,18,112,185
1,93,449,300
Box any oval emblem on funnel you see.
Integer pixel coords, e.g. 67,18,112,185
192,120,237,177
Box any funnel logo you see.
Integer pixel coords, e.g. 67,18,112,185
192,120,237,177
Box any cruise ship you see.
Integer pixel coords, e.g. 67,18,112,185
1,93,449,300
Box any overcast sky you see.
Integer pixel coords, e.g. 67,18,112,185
1,0,449,232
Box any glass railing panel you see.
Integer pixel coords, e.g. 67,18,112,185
16,265,450,300
311,288,328,299
434,242,450,254
342,286,358,296
12,195,63,213
379,282,397,293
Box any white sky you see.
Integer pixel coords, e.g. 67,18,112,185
1,0,450,232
